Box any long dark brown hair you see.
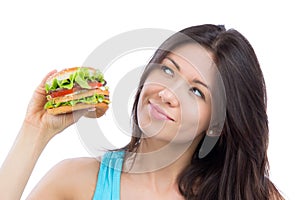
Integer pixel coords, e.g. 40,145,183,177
124,24,284,199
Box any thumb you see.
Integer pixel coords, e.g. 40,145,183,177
72,109,90,123
63,109,89,128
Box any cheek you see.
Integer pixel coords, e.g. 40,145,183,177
137,109,150,133
136,86,166,137
179,101,211,137
196,104,211,132
137,89,149,127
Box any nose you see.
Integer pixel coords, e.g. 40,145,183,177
158,88,179,107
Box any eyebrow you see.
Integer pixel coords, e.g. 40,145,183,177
165,57,209,89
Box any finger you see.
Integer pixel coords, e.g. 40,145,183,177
63,109,89,128
42,69,58,86
30,70,58,109
73,109,89,122
36,70,58,93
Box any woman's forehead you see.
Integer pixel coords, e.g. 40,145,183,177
169,43,215,68
166,43,217,86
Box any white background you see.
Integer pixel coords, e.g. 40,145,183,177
0,0,299,199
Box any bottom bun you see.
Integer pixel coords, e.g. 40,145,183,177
47,103,109,118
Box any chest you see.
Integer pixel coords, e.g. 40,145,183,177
120,174,184,200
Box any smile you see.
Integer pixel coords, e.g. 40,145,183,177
148,101,174,121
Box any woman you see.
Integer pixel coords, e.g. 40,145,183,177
0,24,284,199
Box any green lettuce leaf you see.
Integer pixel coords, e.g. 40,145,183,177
57,79,74,90
74,67,91,89
44,93,107,109
45,78,58,93
45,67,105,93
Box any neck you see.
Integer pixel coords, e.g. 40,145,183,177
122,137,201,195
123,136,200,176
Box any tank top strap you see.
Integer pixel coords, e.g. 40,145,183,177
93,151,125,200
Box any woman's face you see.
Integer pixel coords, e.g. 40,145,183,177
137,43,215,144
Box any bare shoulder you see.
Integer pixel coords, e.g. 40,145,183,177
27,157,100,200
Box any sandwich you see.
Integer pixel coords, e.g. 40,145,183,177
44,67,110,118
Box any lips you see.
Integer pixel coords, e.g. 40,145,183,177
148,101,174,121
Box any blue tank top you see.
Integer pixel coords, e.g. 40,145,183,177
93,151,125,200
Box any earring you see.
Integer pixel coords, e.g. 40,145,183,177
198,131,220,159
207,130,214,135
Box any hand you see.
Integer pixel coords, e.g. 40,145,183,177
23,70,88,140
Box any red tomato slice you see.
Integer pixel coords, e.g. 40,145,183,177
49,82,102,98
49,88,77,98
88,82,102,88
